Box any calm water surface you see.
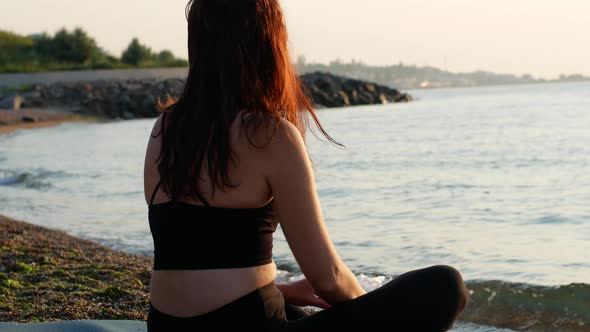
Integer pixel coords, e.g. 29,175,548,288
2,81,589,331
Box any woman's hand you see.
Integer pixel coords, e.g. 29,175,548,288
277,278,331,309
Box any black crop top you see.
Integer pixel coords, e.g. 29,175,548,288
148,182,279,270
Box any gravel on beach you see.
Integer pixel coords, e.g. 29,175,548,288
0,215,152,322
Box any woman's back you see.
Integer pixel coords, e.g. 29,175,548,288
144,113,281,317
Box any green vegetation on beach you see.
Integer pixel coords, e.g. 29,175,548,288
0,215,151,322
0,28,188,73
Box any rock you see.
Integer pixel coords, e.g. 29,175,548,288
21,116,37,123
0,94,22,111
122,83,144,92
357,90,375,105
394,93,413,103
5,72,411,120
338,91,351,106
139,95,157,117
21,91,45,108
301,72,409,108
163,79,185,97
122,112,136,120
401,93,413,102
78,82,94,93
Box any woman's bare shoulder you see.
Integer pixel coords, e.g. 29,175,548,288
232,113,302,151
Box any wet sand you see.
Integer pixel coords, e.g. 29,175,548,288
0,108,93,136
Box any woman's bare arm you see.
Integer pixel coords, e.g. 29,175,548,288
264,119,366,304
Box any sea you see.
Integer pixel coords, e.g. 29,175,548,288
1,81,589,331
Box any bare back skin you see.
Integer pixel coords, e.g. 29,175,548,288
144,113,277,317
144,112,365,318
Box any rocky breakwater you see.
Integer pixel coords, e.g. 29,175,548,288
0,72,412,120
301,72,412,108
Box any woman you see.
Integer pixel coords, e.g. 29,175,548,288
143,0,469,330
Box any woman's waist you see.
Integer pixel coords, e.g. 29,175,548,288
149,262,278,317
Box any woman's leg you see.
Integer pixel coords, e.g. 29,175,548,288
284,304,311,321
286,265,469,331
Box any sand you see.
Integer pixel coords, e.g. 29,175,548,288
0,108,93,136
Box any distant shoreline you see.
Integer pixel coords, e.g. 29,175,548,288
2,67,588,92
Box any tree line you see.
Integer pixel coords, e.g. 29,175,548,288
0,28,188,73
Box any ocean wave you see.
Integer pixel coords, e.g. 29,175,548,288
0,169,69,189
453,321,518,332
275,268,589,332
0,172,49,189
457,280,588,332
533,215,580,225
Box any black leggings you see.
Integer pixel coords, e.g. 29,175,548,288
147,265,469,332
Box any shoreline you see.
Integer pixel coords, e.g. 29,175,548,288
0,108,97,136
1,215,588,331
0,215,151,322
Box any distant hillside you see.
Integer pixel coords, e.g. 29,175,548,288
295,58,590,90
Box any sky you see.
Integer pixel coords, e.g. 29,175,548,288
1,0,590,79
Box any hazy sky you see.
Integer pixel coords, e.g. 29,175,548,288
2,0,590,79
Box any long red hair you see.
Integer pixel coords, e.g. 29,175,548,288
156,0,336,202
